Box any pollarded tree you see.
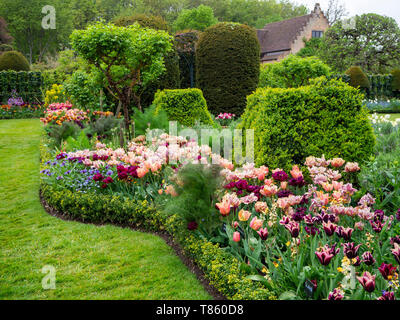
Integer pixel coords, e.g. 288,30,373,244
114,14,180,108
70,22,173,129
196,22,260,116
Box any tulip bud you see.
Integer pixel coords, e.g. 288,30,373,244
233,231,241,242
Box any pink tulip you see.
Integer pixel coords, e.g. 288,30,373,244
233,232,241,242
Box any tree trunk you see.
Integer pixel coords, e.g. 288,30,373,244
122,100,131,132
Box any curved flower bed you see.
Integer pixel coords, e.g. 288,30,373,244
39,139,276,300
40,132,400,300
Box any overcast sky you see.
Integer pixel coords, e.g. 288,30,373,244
297,0,400,25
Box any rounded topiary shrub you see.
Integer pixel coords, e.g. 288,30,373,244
0,43,13,54
0,51,30,71
345,66,370,89
196,22,260,116
239,77,375,169
259,55,332,88
153,88,213,126
391,68,400,92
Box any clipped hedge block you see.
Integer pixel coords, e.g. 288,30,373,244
345,66,370,89
196,22,260,116
153,88,213,126
391,68,400,92
240,77,376,169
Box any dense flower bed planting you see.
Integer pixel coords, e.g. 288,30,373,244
40,128,400,300
39,141,275,300
204,155,400,300
0,103,45,119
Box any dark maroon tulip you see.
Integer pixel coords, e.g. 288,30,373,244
304,214,314,226
343,242,361,259
357,272,376,293
336,226,353,241
353,256,361,267
300,195,310,205
305,226,319,236
315,250,334,266
370,220,384,233
235,179,248,190
272,170,289,182
396,209,400,221
103,177,113,184
362,251,376,266
187,221,198,231
223,182,236,189
118,171,128,180
310,280,318,291
289,176,306,187
93,173,104,182
328,288,344,300
378,291,395,300
374,210,385,222
378,263,397,280
292,207,306,222
277,189,293,198
316,211,330,224
257,227,269,240
390,236,400,245
284,221,299,238
325,244,340,256
323,222,337,237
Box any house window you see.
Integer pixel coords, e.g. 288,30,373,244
312,30,324,38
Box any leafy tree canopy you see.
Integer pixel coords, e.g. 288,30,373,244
318,14,400,73
173,5,218,32
70,22,173,127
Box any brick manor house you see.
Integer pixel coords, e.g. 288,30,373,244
257,3,330,63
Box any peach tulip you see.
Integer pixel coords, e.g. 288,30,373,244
238,209,252,221
330,158,345,168
250,217,263,231
216,199,231,217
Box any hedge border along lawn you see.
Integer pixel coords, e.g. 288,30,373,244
0,119,212,300
39,129,275,301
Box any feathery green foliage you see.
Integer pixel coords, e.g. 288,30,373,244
133,104,170,137
162,164,223,236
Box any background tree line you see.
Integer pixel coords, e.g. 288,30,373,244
0,0,307,64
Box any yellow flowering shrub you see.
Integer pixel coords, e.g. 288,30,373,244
44,84,68,106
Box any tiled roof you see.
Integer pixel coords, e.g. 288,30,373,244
257,14,313,53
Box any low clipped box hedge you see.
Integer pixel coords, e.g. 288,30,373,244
153,88,213,126
40,184,275,300
240,77,375,169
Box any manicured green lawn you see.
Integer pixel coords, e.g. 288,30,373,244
386,113,400,121
0,119,211,300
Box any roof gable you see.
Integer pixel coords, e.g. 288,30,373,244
258,14,313,53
